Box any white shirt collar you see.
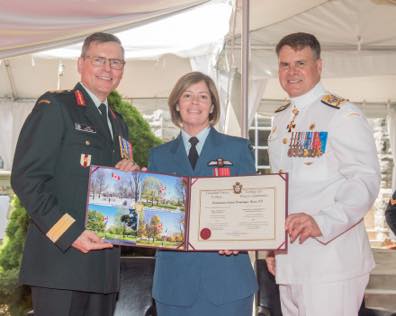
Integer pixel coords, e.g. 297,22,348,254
181,127,211,156
80,82,108,110
290,82,325,110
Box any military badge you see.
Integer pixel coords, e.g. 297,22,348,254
288,131,328,158
321,94,347,109
208,158,232,176
275,101,291,113
74,123,96,134
286,107,299,132
119,136,133,160
80,154,91,168
74,89,86,107
233,182,243,194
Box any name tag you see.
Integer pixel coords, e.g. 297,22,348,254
74,123,96,134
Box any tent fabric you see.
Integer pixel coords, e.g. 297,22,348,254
387,105,396,191
0,0,209,59
233,0,396,80
0,100,34,170
217,0,396,130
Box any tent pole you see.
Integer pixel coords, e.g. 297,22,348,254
241,0,249,138
4,59,17,101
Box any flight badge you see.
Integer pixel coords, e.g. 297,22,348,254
208,158,232,176
119,136,133,160
80,154,91,168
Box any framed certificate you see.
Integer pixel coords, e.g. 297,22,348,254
85,165,287,251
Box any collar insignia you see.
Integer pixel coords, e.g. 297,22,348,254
74,90,86,107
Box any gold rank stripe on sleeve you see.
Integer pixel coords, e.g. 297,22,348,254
46,213,76,243
321,94,348,109
37,99,51,105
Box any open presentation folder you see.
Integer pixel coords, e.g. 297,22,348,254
85,165,288,251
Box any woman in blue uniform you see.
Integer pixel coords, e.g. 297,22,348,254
148,71,258,316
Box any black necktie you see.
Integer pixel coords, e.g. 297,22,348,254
188,137,199,169
98,103,112,138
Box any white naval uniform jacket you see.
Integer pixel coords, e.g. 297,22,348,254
268,83,380,285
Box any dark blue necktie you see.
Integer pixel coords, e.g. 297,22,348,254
188,137,199,169
98,103,112,138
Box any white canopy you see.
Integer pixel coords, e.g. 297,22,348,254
1,0,396,179
0,0,210,59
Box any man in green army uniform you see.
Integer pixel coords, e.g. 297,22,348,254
11,32,138,316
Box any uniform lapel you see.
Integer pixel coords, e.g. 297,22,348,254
170,134,194,176
76,83,113,145
108,107,123,160
194,128,219,175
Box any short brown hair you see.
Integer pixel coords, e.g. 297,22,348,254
81,32,124,58
276,32,321,59
168,72,220,128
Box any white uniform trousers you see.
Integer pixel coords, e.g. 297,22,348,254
279,273,369,316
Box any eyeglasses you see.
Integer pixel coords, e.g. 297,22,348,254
84,55,125,70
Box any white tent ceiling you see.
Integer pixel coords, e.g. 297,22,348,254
0,0,210,59
228,0,396,107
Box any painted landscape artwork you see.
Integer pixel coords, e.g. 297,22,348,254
86,166,186,249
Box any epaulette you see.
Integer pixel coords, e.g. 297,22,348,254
321,94,348,109
47,89,72,94
275,102,291,113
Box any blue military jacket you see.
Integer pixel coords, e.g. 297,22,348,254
148,127,258,306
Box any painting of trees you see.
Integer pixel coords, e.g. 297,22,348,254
175,177,187,207
91,169,107,198
86,211,106,232
142,176,161,206
137,219,147,239
130,172,143,202
146,215,163,242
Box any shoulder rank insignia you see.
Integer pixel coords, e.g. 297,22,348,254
275,102,291,113
74,89,86,107
37,99,51,105
48,89,72,94
321,94,348,109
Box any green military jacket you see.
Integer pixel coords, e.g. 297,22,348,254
11,83,130,293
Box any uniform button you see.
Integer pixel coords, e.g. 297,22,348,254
85,140,90,146
282,138,288,144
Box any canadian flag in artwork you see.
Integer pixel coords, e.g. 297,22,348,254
112,173,121,181
159,184,166,195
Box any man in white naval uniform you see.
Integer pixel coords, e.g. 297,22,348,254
267,32,380,316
